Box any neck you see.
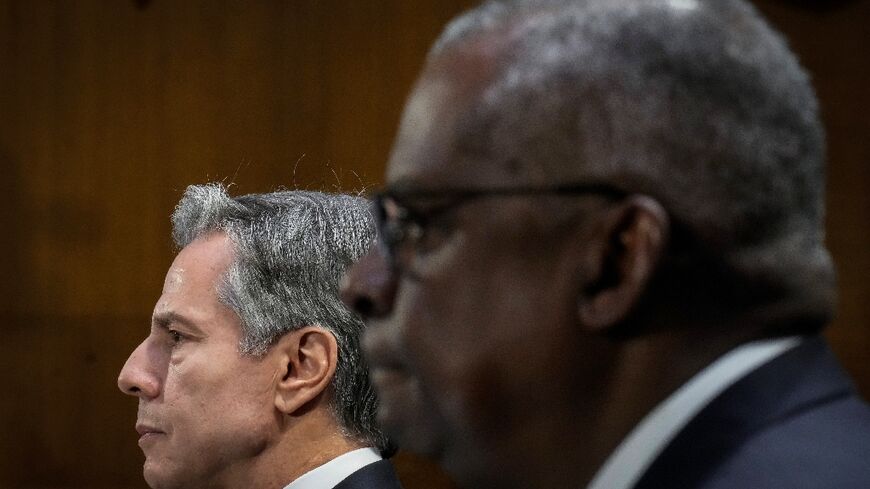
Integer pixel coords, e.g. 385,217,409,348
216,407,365,489
482,326,759,489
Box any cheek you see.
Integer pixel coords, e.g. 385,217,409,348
396,281,504,432
205,364,276,422
163,356,276,433
404,262,543,371
162,364,276,474
401,254,575,437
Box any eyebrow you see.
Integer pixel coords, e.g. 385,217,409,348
151,311,204,336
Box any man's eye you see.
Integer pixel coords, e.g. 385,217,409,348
168,330,183,344
411,219,456,257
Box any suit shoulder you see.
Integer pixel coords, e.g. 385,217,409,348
705,395,870,489
333,460,405,489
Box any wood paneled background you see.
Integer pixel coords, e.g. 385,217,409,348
0,1,866,488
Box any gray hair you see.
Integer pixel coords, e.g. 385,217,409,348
171,183,391,453
429,0,834,325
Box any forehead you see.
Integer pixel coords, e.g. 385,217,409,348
386,39,517,191
159,232,234,305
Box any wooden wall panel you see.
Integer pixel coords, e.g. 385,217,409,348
0,1,866,488
0,1,474,487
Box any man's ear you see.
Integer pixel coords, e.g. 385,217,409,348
576,195,669,333
273,325,338,416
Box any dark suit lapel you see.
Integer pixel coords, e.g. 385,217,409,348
633,336,856,489
333,459,405,489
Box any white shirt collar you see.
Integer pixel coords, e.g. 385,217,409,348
284,447,382,489
586,336,802,489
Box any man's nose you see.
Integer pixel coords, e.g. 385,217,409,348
341,248,398,318
117,339,161,399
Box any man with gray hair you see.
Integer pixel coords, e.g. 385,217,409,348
119,184,403,489
341,0,870,488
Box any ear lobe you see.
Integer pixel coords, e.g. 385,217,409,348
577,195,669,333
273,326,338,416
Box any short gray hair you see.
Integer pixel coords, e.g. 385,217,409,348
171,183,391,453
429,0,834,325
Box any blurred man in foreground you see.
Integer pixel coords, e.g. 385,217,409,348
341,1,870,488
119,184,402,489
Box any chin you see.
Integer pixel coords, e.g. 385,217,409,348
143,460,183,489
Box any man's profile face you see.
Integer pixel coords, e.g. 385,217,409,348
118,233,281,489
350,54,607,484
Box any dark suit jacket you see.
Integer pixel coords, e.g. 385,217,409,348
333,459,404,489
634,336,870,489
